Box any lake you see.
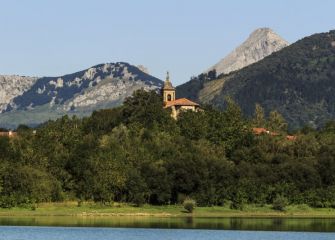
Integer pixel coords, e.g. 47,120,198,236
0,217,335,240
1,216,335,232
0,226,335,240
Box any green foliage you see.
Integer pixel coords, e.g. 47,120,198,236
177,30,335,130
272,195,289,211
1,89,335,209
252,104,266,127
122,89,174,130
183,198,196,213
268,110,288,133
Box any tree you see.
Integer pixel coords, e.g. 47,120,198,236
268,110,288,132
252,104,266,127
121,89,174,130
177,111,208,140
272,195,289,211
183,198,196,213
83,108,122,135
207,69,217,80
317,145,335,185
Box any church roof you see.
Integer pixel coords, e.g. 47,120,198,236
163,80,175,90
163,71,175,90
164,98,200,108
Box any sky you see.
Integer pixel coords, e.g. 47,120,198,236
0,0,334,85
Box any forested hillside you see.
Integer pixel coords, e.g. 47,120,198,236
1,90,335,209
177,30,335,129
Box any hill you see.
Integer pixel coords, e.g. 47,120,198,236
0,62,162,128
178,30,335,129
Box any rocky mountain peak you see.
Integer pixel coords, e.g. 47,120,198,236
0,62,163,128
0,75,37,112
207,28,289,75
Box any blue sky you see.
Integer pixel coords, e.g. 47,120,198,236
0,0,334,85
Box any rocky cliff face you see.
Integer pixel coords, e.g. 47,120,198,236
0,62,163,128
0,75,37,112
207,28,289,75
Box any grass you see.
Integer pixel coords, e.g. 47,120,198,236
1,202,335,218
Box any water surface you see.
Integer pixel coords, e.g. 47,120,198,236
0,216,335,232
0,226,335,240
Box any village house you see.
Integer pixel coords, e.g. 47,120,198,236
252,127,296,141
0,131,17,138
162,72,200,119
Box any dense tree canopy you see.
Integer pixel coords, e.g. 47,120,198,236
1,89,335,209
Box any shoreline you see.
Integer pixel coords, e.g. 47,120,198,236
1,203,335,218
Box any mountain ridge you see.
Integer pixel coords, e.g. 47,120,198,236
178,30,335,129
207,27,289,75
0,62,163,128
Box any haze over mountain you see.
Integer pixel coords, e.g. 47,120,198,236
207,28,289,75
0,62,163,128
178,30,335,129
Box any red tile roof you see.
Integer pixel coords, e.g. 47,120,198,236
286,135,297,141
252,128,297,141
252,128,279,136
252,128,270,135
164,98,200,108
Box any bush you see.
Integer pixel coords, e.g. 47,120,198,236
31,204,37,211
77,199,83,207
183,198,196,213
230,192,245,210
272,195,289,211
296,204,311,211
230,200,244,210
132,193,146,207
0,195,16,209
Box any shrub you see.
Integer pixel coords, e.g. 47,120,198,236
230,201,244,210
230,194,245,210
77,199,83,207
132,193,146,207
272,195,289,211
183,198,196,213
0,195,16,209
297,204,311,211
31,204,37,211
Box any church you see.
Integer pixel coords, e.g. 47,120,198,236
162,72,200,119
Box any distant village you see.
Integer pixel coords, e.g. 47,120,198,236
162,72,297,141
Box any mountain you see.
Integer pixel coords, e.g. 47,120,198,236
177,30,335,129
207,28,289,75
0,62,163,128
0,75,37,112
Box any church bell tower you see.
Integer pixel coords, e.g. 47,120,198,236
163,71,175,102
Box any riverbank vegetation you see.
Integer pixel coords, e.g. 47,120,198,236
1,202,335,218
1,90,335,212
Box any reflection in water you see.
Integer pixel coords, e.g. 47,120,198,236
0,216,335,232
